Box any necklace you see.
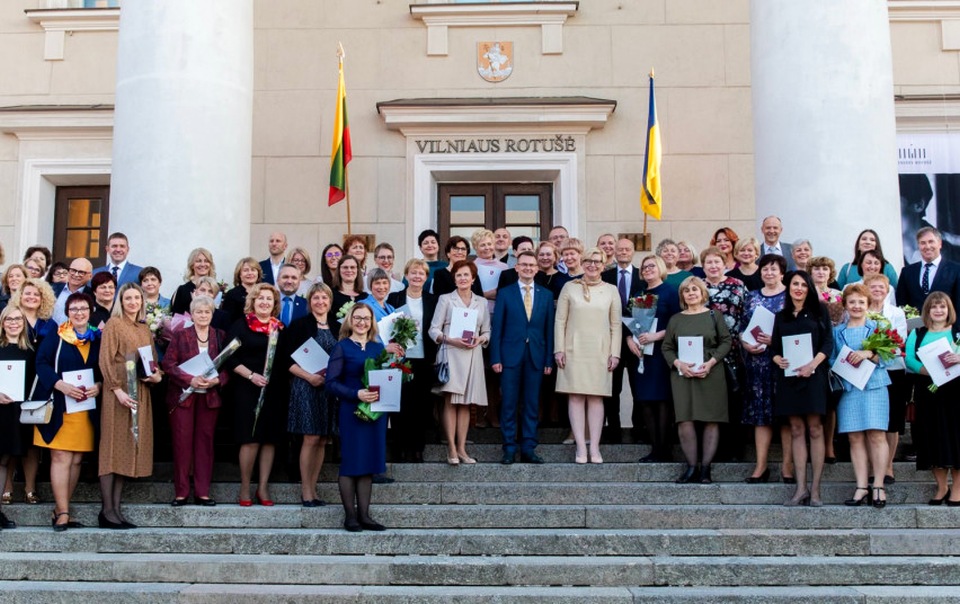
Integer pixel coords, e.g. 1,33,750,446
195,328,209,344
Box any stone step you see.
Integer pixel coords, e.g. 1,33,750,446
2,503,956,531
3,478,943,506
19,583,959,604
2,526,960,557
2,553,960,587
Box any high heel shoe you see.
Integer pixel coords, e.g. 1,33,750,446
255,491,274,507
238,498,253,507
699,465,712,484
872,486,887,509
928,493,949,506
947,499,960,507
744,469,770,484
458,455,477,464
783,491,810,507
675,464,700,484
844,486,871,507
446,456,460,466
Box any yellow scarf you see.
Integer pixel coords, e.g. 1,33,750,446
57,321,94,363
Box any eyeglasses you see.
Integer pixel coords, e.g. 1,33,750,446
375,255,394,261
450,247,468,253
641,265,658,271
67,268,90,276
2,317,24,324
582,259,604,266
325,251,342,258
67,307,90,314
352,316,372,323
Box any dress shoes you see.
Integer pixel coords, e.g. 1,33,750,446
359,519,386,531
195,497,217,507
744,469,770,484
947,499,960,507
520,452,545,464
343,518,362,532
929,494,949,506
302,499,325,508
170,498,188,507
501,452,516,465
254,491,274,507
699,465,713,484
675,464,700,484
0,512,16,529
98,512,127,530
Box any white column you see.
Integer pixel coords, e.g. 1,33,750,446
751,0,902,268
109,1,253,296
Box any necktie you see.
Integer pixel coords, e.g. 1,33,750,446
922,262,933,295
618,269,628,309
523,285,533,320
282,296,292,325
111,266,119,279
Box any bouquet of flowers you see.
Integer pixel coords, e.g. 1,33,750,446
356,349,413,422
866,312,892,332
336,301,356,322
252,327,280,435
390,315,419,350
626,294,658,373
900,305,920,320
124,356,140,449
861,325,904,363
145,302,170,339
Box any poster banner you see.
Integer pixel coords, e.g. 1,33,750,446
898,133,960,264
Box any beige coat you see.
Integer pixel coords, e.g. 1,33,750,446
554,280,621,397
98,316,156,478
428,291,491,406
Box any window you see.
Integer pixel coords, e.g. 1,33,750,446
438,183,552,243
53,186,110,266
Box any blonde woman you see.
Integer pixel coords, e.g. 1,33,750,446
286,246,314,296
171,247,217,315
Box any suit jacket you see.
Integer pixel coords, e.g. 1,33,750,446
762,241,796,270
161,325,230,409
489,281,555,370
93,262,144,287
278,293,308,326
52,283,93,298
259,259,278,285
602,264,643,318
896,258,960,310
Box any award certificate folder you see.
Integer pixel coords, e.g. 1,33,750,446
678,336,704,371
831,344,876,391
741,306,776,348
138,345,157,376
916,337,960,388
477,266,503,292
448,308,478,340
291,337,330,374
782,333,813,377
368,368,402,412
0,360,26,401
178,352,215,378
63,368,96,413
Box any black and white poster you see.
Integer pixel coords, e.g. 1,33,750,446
898,133,960,264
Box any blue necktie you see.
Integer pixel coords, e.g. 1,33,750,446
282,297,292,325
618,269,628,309
922,263,933,295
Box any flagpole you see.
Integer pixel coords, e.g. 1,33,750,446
338,42,352,235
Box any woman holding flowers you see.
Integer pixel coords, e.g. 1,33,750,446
429,260,490,464
865,274,908,485
34,292,102,531
904,292,960,505
225,283,284,506
162,295,229,507
98,283,161,528
628,254,681,462
281,283,339,507
831,283,892,508
770,271,833,507
326,302,387,532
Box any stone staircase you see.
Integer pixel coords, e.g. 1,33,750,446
1,437,959,603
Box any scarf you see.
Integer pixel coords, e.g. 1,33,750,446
246,313,281,334
57,321,98,363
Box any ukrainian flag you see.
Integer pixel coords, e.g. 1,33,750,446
640,71,662,220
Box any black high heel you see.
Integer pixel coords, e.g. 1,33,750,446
98,511,127,530
928,493,949,506
744,469,770,484
844,486,871,507
699,465,712,484
872,486,887,509
676,464,700,484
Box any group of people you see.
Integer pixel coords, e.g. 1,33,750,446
1,217,959,533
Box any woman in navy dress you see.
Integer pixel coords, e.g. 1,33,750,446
326,302,387,532
627,255,680,462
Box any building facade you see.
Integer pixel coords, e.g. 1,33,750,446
0,0,956,295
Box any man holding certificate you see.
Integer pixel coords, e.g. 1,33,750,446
770,271,833,507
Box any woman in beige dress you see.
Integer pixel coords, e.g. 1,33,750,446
429,260,491,465
554,247,621,464
98,283,161,529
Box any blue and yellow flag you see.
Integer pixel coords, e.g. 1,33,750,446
640,71,662,220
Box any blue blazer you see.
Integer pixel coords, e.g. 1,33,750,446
93,263,143,287
279,294,308,326
489,281,555,371
896,259,960,310
259,259,276,285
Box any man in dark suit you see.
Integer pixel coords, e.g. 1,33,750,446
52,257,94,323
259,232,288,286
93,232,143,288
897,226,960,310
760,216,795,270
490,251,555,464
276,264,308,326
600,238,643,444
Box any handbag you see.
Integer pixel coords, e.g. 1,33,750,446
434,343,450,385
19,373,52,425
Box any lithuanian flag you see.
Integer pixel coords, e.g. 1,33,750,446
328,56,352,206
640,71,662,220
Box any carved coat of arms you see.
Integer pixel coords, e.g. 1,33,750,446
477,41,513,83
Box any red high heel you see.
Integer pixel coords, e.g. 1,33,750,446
238,498,253,507
255,491,274,507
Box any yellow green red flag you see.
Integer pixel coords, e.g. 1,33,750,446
328,57,352,206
